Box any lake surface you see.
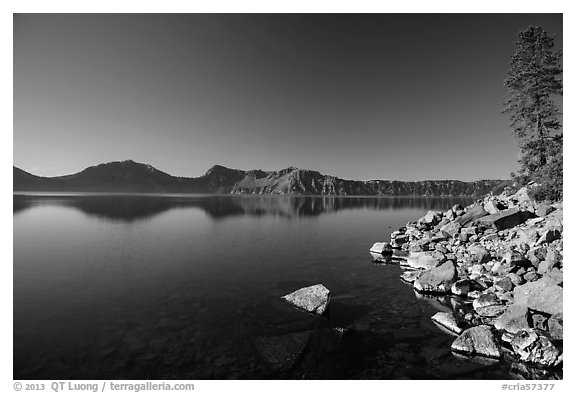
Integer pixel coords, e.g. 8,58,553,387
13,194,546,380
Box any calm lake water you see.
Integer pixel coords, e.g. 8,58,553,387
13,194,549,380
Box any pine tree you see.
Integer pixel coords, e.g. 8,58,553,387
502,26,562,200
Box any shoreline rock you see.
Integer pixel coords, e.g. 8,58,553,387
379,185,563,370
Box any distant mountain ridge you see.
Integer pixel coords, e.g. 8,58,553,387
13,160,504,196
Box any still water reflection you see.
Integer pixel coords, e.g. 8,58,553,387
13,194,551,379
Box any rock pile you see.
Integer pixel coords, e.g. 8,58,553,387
386,185,563,369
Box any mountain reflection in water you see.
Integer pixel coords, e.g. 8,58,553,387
13,194,477,222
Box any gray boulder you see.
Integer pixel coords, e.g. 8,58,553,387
413,260,457,293
511,329,562,367
513,280,563,315
431,312,463,335
456,205,488,227
473,293,501,310
536,203,555,217
407,251,445,270
494,304,530,334
282,284,330,315
474,207,534,231
537,249,559,275
547,314,563,341
439,221,462,238
476,305,508,318
370,242,393,255
421,210,443,225
451,279,473,296
400,270,421,283
467,244,491,264
451,325,501,358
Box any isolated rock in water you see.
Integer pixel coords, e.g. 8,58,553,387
407,251,445,270
513,280,563,315
255,331,311,370
474,208,534,231
282,284,330,315
510,329,561,367
494,304,530,334
431,312,463,335
451,325,501,358
413,260,457,293
370,242,393,255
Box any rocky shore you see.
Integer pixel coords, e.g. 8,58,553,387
372,184,563,373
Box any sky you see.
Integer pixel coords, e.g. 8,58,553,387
13,13,562,181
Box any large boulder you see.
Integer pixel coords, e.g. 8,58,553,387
439,221,462,238
456,205,489,227
370,242,393,255
420,210,443,226
513,280,563,315
413,260,457,293
510,329,562,367
474,207,535,231
494,304,530,334
282,284,330,315
407,251,446,270
451,325,501,358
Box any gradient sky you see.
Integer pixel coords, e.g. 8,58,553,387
13,14,562,181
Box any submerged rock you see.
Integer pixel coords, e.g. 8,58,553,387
511,329,562,367
255,331,311,370
282,284,330,315
451,325,501,358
